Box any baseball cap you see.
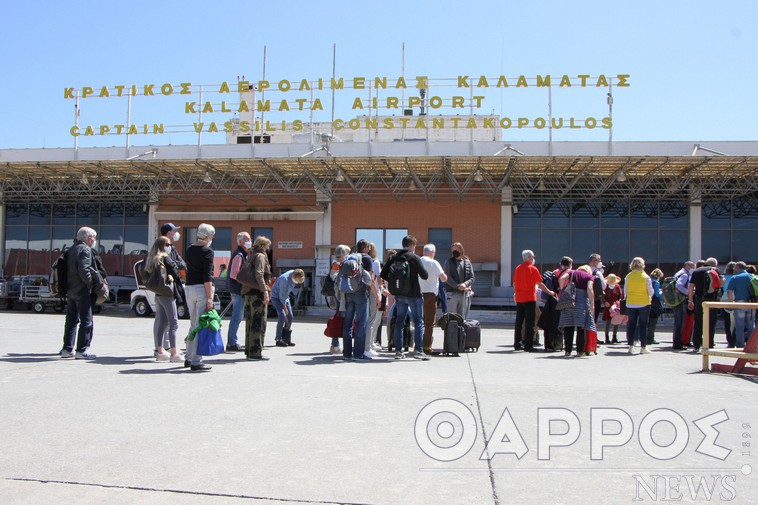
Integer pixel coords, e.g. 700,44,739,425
161,223,181,236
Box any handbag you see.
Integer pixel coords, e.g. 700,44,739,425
324,311,345,338
96,278,110,305
145,264,173,297
196,326,224,356
555,272,577,311
235,261,258,290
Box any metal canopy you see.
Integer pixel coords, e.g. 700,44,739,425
1,155,756,204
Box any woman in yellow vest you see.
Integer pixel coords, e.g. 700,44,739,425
623,257,654,355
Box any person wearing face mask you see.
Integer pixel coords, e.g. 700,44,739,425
160,223,188,352
60,227,100,359
226,231,252,352
244,236,273,361
443,242,475,319
184,223,216,371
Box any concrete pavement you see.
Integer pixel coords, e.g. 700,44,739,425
0,308,755,504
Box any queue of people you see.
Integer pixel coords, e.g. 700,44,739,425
59,225,756,369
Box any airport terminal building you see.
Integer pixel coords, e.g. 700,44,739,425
1,131,757,306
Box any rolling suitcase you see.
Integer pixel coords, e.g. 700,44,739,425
463,319,481,352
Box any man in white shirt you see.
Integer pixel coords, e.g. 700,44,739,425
419,244,448,354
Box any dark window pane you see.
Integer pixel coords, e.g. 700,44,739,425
630,229,658,265
702,204,730,230
101,203,124,225
52,226,76,252
659,230,688,264
512,228,540,270
600,201,629,228
572,229,599,262
629,202,659,228
76,203,99,225
125,203,148,225
29,204,51,225
53,204,75,225
701,230,731,264
733,232,758,264
542,229,569,265
428,228,452,259
571,202,599,228
600,229,628,265
5,204,28,225
212,227,233,276
659,202,688,229
513,201,541,227
542,204,570,228
124,226,148,256
5,226,27,243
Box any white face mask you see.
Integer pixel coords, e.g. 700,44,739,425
172,232,180,242
207,240,213,247
91,240,97,249
166,245,172,253
244,241,253,249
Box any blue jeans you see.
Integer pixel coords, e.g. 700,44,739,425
393,295,424,353
343,292,368,358
626,306,650,347
272,297,293,341
227,292,244,347
733,306,755,348
62,293,95,353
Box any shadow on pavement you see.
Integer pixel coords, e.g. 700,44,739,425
0,353,61,364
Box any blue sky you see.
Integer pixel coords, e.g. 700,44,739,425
1,1,756,149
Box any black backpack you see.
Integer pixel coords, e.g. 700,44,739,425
49,251,68,297
321,274,335,297
387,253,412,296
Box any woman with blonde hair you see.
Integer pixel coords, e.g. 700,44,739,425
623,257,653,355
145,236,183,363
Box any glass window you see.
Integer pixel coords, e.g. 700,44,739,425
512,228,540,270
52,226,76,252
658,202,688,229
542,229,569,265
125,203,148,225
512,201,541,228
629,202,659,228
213,227,233,276
600,202,629,228
542,204,570,228
571,202,599,228
701,230,731,265
355,228,407,262
428,228,452,259
5,204,28,225
733,232,758,264
124,226,148,256
601,229,628,264
53,204,75,225
385,229,407,251
76,203,99,225
29,204,51,225
101,203,124,225
630,229,658,265
659,230,688,264
571,229,599,262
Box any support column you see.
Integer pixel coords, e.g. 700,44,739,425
148,203,158,246
314,199,333,307
0,203,5,276
500,186,513,287
689,189,702,262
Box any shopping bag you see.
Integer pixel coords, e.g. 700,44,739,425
196,327,224,356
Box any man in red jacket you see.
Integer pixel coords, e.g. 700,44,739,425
513,249,555,352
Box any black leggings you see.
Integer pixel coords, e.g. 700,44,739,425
563,327,585,354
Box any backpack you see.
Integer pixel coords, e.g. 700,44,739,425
661,273,687,308
540,270,557,302
705,268,724,299
49,252,67,297
339,254,366,293
321,273,336,297
748,275,758,302
387,252,412,296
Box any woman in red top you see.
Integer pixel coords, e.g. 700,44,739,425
602,274,623,344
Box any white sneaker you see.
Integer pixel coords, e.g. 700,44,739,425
60,349,74,359
365,349,379,357
169,354,184,363
330,346,342,355
155,353,170,362
371,343,382,352
628,345,634,355
641,347,651,354
75,350,97,360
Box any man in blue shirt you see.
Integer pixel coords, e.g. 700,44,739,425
271,269,305,347
727,262,755,348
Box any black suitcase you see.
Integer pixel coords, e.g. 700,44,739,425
443,320,466,356
463,319,481,352
388,311,412,352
